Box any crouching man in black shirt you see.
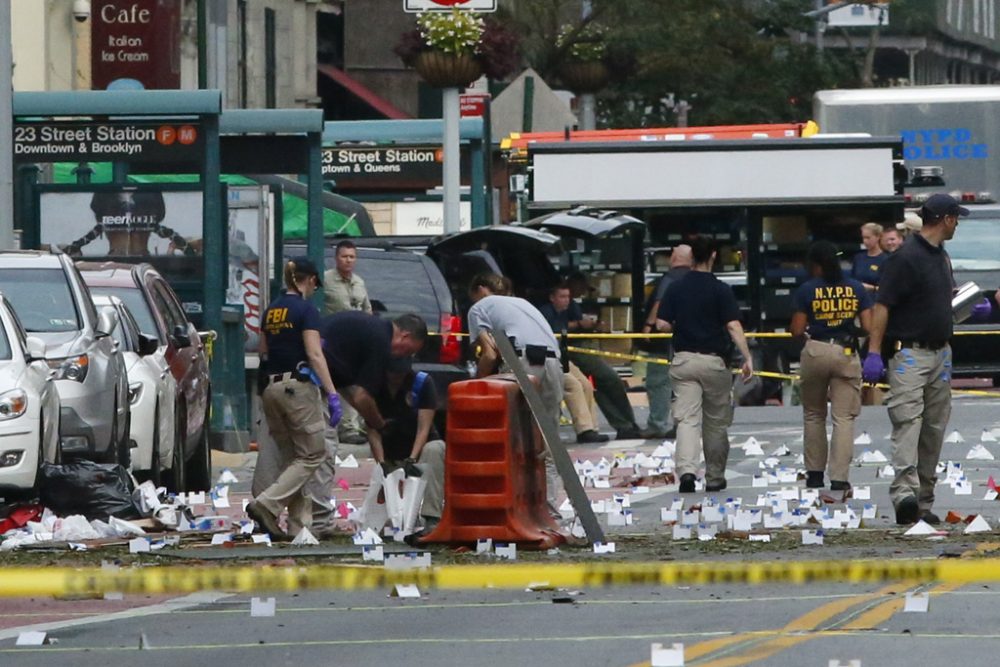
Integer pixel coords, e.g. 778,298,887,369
369,356,445,532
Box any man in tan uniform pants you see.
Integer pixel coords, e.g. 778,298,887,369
654,236,753,493
564,362,607,443
864,193,965,525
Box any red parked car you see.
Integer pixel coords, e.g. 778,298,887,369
77,262,212,492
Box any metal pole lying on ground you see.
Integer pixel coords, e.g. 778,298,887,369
494,328,605,544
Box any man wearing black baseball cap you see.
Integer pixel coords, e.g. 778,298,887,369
863,193,966,525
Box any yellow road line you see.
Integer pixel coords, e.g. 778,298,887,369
691,582,915,667
626,582,907,667
840,582,958,631
645,581,959,667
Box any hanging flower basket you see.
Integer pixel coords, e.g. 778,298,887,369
395,9,520,87
414,51,484,89
559,60,611,94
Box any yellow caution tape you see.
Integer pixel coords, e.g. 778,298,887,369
4,559,1000,597
566,346,1000,398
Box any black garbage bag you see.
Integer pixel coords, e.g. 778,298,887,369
39,461,141,521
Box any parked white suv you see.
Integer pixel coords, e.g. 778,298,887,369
0,293,61,497
0,252,130,465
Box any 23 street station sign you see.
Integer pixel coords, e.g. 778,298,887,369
322,145,470,190
12,121,202,164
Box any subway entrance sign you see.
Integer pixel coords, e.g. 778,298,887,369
322,144,470,190
12,121,202,164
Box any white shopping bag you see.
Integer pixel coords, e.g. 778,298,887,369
400,475,428,534
355,466,389,532
382,468,407,529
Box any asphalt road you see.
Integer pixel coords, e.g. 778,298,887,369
3,583,1000,666
2,397,1000,666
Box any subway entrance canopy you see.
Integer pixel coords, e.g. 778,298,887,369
11,90,328,450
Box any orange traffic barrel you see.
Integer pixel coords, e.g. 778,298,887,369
419,375,564,549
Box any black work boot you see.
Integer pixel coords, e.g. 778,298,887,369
678,473,696,493
806,471,825,488
894,496,920,525
247,500,289,540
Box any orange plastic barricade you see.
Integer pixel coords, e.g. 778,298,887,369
419,375,564,549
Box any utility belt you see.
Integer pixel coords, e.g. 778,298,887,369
265,371,310,386
810,333,859,356
266,362,316,387
513,343,557,366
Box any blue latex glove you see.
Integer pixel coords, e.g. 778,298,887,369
862,354,885,384
327,392,343,428
970,298,993,322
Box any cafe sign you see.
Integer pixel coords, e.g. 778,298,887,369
91,0,182,90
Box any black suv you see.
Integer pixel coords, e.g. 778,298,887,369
283,244,468,394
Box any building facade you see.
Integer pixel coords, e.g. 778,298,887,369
816,0,1000,86
10,0,322,109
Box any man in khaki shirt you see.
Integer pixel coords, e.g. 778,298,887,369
324,240,372,316
323,240,372,444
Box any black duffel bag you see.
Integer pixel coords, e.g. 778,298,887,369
39,461,141,521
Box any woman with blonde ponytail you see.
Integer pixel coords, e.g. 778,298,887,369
247,257,340,540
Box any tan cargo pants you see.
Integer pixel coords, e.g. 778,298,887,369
257,378,326,533
887,344,952,512
799,339,862,483
502,355,565,514
669,351,734,487
564,362,599,434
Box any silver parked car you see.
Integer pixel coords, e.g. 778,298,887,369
0,251,130,465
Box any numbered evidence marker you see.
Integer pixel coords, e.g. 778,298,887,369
903,592,929,613
15,632,47,646
651,642,685,666
362,545,384,562
494,543,517,560
251,597,276,617
593,541,616,554
384,552,432,570
392,584,421,599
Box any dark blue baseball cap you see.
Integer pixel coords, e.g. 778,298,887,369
289,256,323,286
919,193,969,220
